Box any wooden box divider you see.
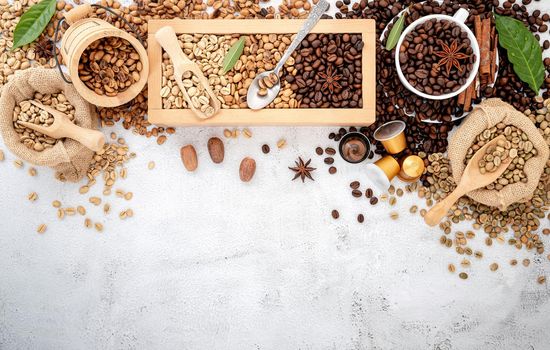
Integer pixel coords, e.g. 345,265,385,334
147,19,376,126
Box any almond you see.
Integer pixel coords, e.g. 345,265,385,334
239,157,256,182
180,145,198,171
207,137,224,164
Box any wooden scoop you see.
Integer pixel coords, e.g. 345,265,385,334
155,26,220,119
17,101,105,153
424,135,513,226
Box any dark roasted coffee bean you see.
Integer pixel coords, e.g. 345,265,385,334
324,157,334,164
315,147,324,155
331,210,339,219
352,189,362,197
325,147,336,155
357,214,364,223
350,181,360,189
365,188,373,198
261,144,270,154
329,166,337,174
370,196,378,205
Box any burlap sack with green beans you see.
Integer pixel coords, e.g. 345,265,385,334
0,68,98,182
448,98,549,210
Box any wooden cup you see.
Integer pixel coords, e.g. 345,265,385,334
60,6,149,107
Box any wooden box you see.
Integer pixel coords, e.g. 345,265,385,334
147,19,376,126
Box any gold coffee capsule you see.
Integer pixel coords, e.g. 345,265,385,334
373,120,407,154
397,155,425,182
374,155,400,182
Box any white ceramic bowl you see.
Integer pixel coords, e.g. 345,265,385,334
394,8,480,100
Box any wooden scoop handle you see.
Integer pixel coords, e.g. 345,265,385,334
62,122,106,153
154,26,191,65
424,187,466,226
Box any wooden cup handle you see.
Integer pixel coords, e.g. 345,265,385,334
64,4,93,25
424,188,465,227
63,123,106,153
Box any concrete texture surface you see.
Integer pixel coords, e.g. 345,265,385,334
1,1,550,349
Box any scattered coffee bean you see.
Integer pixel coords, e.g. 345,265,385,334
325,147,336,155
365,188,373,198
328,166,337,174
315,147,323,155
262,144,270,154
324,157,334,165
352,189,362,198
490,263,499,271
350,181,360,189
357,214,364,223
459,272,468,280
331,210,339,219
369,197,378,205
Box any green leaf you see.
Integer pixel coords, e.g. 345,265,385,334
495,13,545,94
385,11,407,51
222,36,245,74
12,0,56,50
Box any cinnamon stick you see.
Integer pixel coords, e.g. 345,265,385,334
480,18,492,76
463,82,474,112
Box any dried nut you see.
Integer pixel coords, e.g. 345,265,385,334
180,145,198,171
37,224,47,234
207,137,224,164
239,157,256,182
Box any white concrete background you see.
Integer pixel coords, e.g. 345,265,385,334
1,1,550,349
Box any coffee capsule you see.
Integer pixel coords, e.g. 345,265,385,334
373,120,407,154
338,132,371,164
365,155,400,191
398,155,425,182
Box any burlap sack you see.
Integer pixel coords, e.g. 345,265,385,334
0,68,98,182
448,98,549,210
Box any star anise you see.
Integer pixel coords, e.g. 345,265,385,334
318,65,342,94
289,157,316,182
434,39,470,75
34,37,54,61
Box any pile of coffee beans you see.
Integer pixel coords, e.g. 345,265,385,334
286,33,363,108
324,0,550,155
399,19,476,96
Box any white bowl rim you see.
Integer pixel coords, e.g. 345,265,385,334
394,13,481,100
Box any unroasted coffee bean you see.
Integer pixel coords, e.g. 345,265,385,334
324,157,334,164
331,209,339,219
350,181,360,189
352,189,362,197
262,144,270,154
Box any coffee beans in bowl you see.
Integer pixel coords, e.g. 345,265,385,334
79,37,142,97
398,18,477,98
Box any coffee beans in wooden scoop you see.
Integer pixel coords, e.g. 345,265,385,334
79,37,142,96
399,19,476,96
